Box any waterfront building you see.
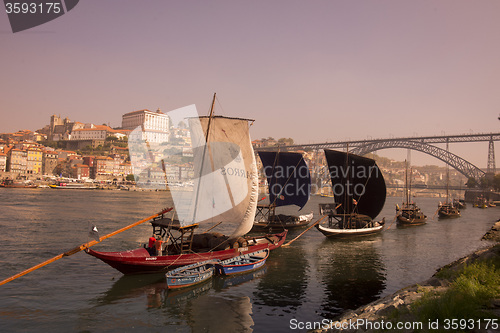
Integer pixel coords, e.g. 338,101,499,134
82,156,95,168
7,149,27,174
137,166,167,187
72,164,89,179
122,109,169,144
26,148,42,175
42,150,59,175
119,162,133,178
0,152,6,172
92,156,114,178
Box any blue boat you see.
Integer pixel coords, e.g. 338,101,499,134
166,259,219,289
215,249,269,276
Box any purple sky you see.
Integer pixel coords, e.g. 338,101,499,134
1,1,499,167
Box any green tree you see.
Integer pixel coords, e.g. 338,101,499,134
278,138,294,146
492,174,500,191
466,177,478,188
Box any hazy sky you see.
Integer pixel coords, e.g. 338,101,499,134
1,1,499,167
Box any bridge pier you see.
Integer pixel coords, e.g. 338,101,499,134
487,137,496,177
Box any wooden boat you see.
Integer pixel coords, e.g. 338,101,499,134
0,179,37,188
252,151,313,231
437,163,460,219
453,199,467,209
87,217,286,274
87,96,288,274
215,249,269,275
396,162,427,226
49,181,96,189
397,203,427,225
438,202,461,218
166,259,219,289
315,149,386,238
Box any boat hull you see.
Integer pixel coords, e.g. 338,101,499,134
315,223,384,238
438,212,461,218
252,213,313,231
396,215,427,226
215,249,268,276
86,230,287,275
49,185,96,189
166,260,217,289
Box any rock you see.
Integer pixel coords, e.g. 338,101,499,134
482,221,500,242
490,298,500,308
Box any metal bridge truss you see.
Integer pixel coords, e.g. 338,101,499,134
260,133,500,181
349,140,485,180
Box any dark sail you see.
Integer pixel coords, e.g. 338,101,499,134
324,149,386,220
258,151,311,210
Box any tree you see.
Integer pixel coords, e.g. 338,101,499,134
126,174,136,181
492,174,500,191
278,137,294,146
466,177,478,188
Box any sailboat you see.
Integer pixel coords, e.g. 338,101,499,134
252,151,313,231
86,96,287,274
396,161,427,226
315,149,386,238
437,164,460,219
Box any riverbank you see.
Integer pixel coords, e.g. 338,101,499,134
316,221,500,333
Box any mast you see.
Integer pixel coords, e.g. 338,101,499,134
446,165,450,204
409,167,413,205
406,149,411,206
345,143,350,218
404,160,409,206
205,93,216,142
445,139,450,204
192,93,217,223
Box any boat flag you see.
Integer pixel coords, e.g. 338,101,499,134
89,224,100,242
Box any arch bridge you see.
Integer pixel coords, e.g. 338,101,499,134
257,133,500,182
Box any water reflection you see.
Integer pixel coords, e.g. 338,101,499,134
253,245,309,310
315,237,386,317
188,295,254,332
92,273,167,306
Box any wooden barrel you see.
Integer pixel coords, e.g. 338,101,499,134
237,237,248,247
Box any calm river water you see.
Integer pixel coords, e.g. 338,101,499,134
0,188,498,332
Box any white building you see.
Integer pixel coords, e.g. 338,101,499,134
0,152,7,172
71,125,127,141
122,109,169,144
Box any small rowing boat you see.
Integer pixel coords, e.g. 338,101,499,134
166,259,219,289
215,249,269,276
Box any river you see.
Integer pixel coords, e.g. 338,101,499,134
0,188,498,332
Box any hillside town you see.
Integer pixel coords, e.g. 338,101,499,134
0,109,194,187
0,111,477,196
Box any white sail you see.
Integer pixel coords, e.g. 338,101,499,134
127,104,258,238
187,116,258,237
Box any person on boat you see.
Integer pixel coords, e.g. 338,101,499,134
155,236,164,256
147,236,156,255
